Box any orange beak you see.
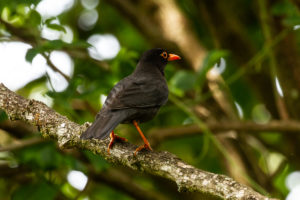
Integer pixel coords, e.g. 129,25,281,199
168,53,181,61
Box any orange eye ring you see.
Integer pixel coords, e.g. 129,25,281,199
161,52,168,59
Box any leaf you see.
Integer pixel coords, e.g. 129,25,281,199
1,7,11,21
0,110,8,122
83,150,109,172
16,142,64,170
26,40,91,61
45,40,65,49
271,1,297,16
47,23,66,33
28,10,42,26
271,1,300,27
12,181,58,200
282,16,300,27
70,41,92,48
0,0,41,12
25,48,40,63
197,50,229,89
170,70,197,92
44,17,57,25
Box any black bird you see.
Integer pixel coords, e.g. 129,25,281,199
81,48,181,155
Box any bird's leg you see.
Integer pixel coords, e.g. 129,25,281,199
107,131,127,154
133,120,152,156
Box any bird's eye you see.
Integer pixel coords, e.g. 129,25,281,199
160,52,168,59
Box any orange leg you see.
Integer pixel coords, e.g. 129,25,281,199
107,131,127,154
133,120,152,156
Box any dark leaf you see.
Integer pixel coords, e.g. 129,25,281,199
25,48,40,63
197,50,229,89
12,181,58,200
44,17,57,25
28,10,41,26
83,150,109,172
0,110,8,122
46,23,66,33
170,70,197,91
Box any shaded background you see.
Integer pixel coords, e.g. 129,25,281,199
0,0,300,199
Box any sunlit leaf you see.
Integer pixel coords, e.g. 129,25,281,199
1,7,11,21
273,165,290,196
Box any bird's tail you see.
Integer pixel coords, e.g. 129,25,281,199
80,111,125,140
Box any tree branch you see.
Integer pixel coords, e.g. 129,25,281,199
0,83,275,200
0,120,38,138
42,52,70,82
148,120,300,145
0,137,45,152
90,168,170,200
104,0,206,70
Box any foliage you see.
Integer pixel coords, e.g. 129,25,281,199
1,0,300,199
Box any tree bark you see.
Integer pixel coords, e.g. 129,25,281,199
0,83,275,200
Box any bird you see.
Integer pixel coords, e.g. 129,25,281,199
80,48,181,155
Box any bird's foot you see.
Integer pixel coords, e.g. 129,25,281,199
107,131,128,154
134,142,152,156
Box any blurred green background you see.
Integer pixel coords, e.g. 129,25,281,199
1,0,300,199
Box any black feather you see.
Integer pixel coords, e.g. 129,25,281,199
81,48,173,140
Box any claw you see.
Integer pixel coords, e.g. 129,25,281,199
107,131,127,155
134,142,152,156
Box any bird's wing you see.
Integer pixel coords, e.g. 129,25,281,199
104,76,168,110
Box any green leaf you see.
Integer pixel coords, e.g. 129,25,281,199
0,110,8,122
25,48,40,63
12,181,58,200
0,0,41,7
28,10,41,26
44,17,57,25
271,1,300,27
83,150,109,172
271,1,297,16
46,23,66,33
197,50,229,89
273,164,290,196
1,7,11,21
282,16,300,27
45,40,65,49
16,142,64,170
170,70,197,92
70,41,92,48
26,40,91,60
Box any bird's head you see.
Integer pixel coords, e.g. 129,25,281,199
138,48,181,72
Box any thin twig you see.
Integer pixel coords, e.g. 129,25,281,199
257,0,289,120
90,168,170,200
0,137,45,152
42,52,70,81
149,120,300,144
